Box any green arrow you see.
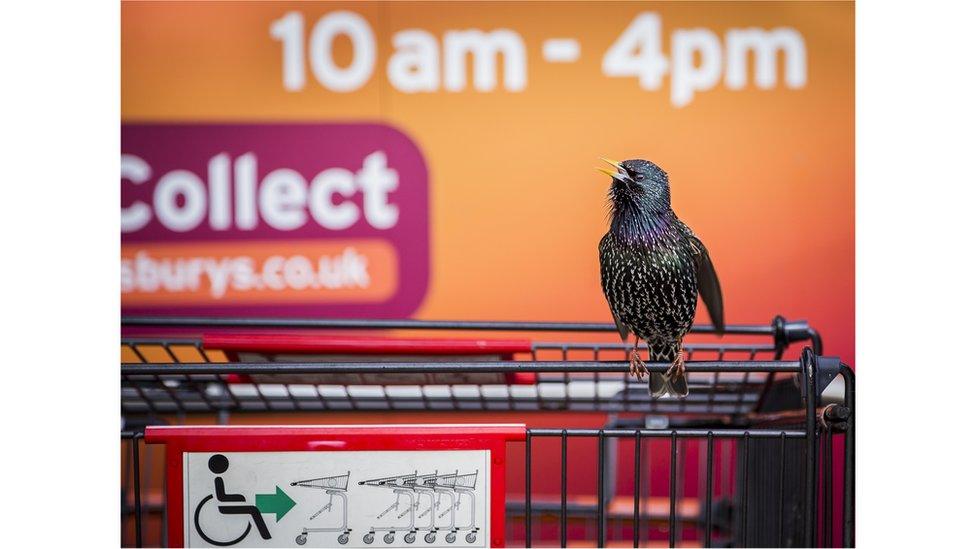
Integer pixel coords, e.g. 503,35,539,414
255,486,296,522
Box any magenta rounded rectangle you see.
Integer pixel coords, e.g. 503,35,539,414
121,122,429,318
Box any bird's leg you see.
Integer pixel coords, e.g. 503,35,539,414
665,352,684,379
665,340,689,398
629,338,647,380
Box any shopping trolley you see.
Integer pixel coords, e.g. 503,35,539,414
290,472,353,545
122,315,854,548
359,472,422,544
432,471,480,544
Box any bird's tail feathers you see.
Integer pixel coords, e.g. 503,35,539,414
649,372,669,397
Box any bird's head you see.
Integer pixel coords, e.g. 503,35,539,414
597,158,671,214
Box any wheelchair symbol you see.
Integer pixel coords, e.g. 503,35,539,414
194,494,252,547
192,454,273,546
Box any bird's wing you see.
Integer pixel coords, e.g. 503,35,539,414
682,228,725,335
610,310,630,341
688,235,725,334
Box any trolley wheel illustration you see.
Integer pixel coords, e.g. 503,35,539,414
465,533,476,544
446,532,456,543
193,494,252,547
363,533,375,544
338,533,349,545
384,532,396,544
425,532,436,544
296,534,307,545
405,532,416,544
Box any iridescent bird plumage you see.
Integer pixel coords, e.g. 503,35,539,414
597,158,724,398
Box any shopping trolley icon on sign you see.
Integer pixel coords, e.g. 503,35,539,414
358,470,479,545
359,472,425,544
431,471,479,544
290,472,353,545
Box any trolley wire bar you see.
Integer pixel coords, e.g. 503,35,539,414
561,431,569,549
632,430,642,549
704,433,714,548
525,432,532,548
598,431,606,547
741,433,751,547
840,366,855,547
121,431,144,548
778,433,787,546
122,315,805,335
668,432,678,548
122,360,802,375
803,349,819,547
522,429,806,438
122,315,823,356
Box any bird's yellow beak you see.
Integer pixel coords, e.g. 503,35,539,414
596,158,625,179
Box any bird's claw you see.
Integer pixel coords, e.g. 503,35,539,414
665,354,684,379
629,351,648,380
665,353,690,398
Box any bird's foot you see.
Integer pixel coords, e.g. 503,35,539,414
665,354,684,378
665,354,689,398
629,351,648,381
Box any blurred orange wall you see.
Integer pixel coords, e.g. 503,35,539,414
122,1,854,363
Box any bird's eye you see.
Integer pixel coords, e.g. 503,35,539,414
635,173,645,181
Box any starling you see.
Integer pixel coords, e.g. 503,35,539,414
597,158,724,398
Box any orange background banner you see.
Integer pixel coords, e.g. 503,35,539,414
123,1,854,361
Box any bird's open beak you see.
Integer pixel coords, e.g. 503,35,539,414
596,158,631,182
